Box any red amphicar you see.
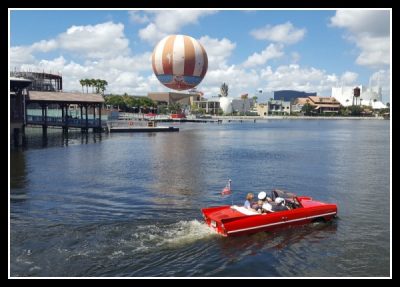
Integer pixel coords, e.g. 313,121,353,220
202,189,338,237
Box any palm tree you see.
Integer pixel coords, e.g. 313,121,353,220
220,82,229,97
79,79,85,93
100,80,108,95
90,79,96,93
84,78,90,93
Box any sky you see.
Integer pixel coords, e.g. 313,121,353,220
9,9,391,103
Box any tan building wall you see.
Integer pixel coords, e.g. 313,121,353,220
147,92,201,106
255,103,269,116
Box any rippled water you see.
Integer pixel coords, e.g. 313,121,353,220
10,120,391,277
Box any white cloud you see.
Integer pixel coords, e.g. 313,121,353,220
330,10,389,37
258,64,338,96
369,69,390,103
242,44,284,68
355,36,390,67
128,11,150,24
250,22,306,44
138,23,168,46
11,22,130,64
138,10,217,44
10,46,36,66
198,36,236,70
340,71,358,85
16,51,154,95
31,39,58,52
57,22,130,58
330,10,390,68
95,53,152,72
201,65,260,96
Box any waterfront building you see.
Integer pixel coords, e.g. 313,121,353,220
10,77,31,146
255,103,269,116
332,85,387,109
295,96,341,114
268,100,291,115
191,97,221,115
231,98,254,114
274,90,316,102
10,71,106,138
192,96,255,115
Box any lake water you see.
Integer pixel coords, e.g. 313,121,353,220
10,119,391,277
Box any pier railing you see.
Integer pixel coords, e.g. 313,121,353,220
26,115,105,128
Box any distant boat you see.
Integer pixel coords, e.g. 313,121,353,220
144,113,157,118
170,113,186,119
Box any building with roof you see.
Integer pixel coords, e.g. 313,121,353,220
10,70,106,144
295,96,341,114
26,91,105,133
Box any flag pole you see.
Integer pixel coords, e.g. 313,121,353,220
229,179,233,206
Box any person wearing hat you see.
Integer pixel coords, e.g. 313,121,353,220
258,191,274,213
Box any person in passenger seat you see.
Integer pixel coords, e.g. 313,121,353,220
273,197,289,211
244,193,256,210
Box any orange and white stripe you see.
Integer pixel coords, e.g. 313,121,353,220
152,35,208,78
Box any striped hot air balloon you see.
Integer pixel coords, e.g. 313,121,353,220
152,35,208,91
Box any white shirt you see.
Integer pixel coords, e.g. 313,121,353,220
262,202,273,212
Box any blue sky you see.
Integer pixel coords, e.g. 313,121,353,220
10,9,391,103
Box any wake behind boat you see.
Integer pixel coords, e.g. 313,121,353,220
202,189,338,237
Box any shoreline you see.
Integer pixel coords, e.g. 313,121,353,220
211,115,386,120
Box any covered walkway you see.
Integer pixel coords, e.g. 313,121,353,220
26,91,105,133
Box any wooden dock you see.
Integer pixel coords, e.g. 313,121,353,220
109,126,179,133
107,120,179,133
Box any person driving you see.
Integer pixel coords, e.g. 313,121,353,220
273,197,289,211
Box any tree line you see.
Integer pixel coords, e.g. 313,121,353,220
79,79,108,94
104,94,155,112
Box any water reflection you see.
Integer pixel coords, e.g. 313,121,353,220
20,128,104,149
149,130,206,206
10,150,29,202
217,221,338,259
10,150,27,190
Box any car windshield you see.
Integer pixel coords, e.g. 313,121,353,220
271,189,297,200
